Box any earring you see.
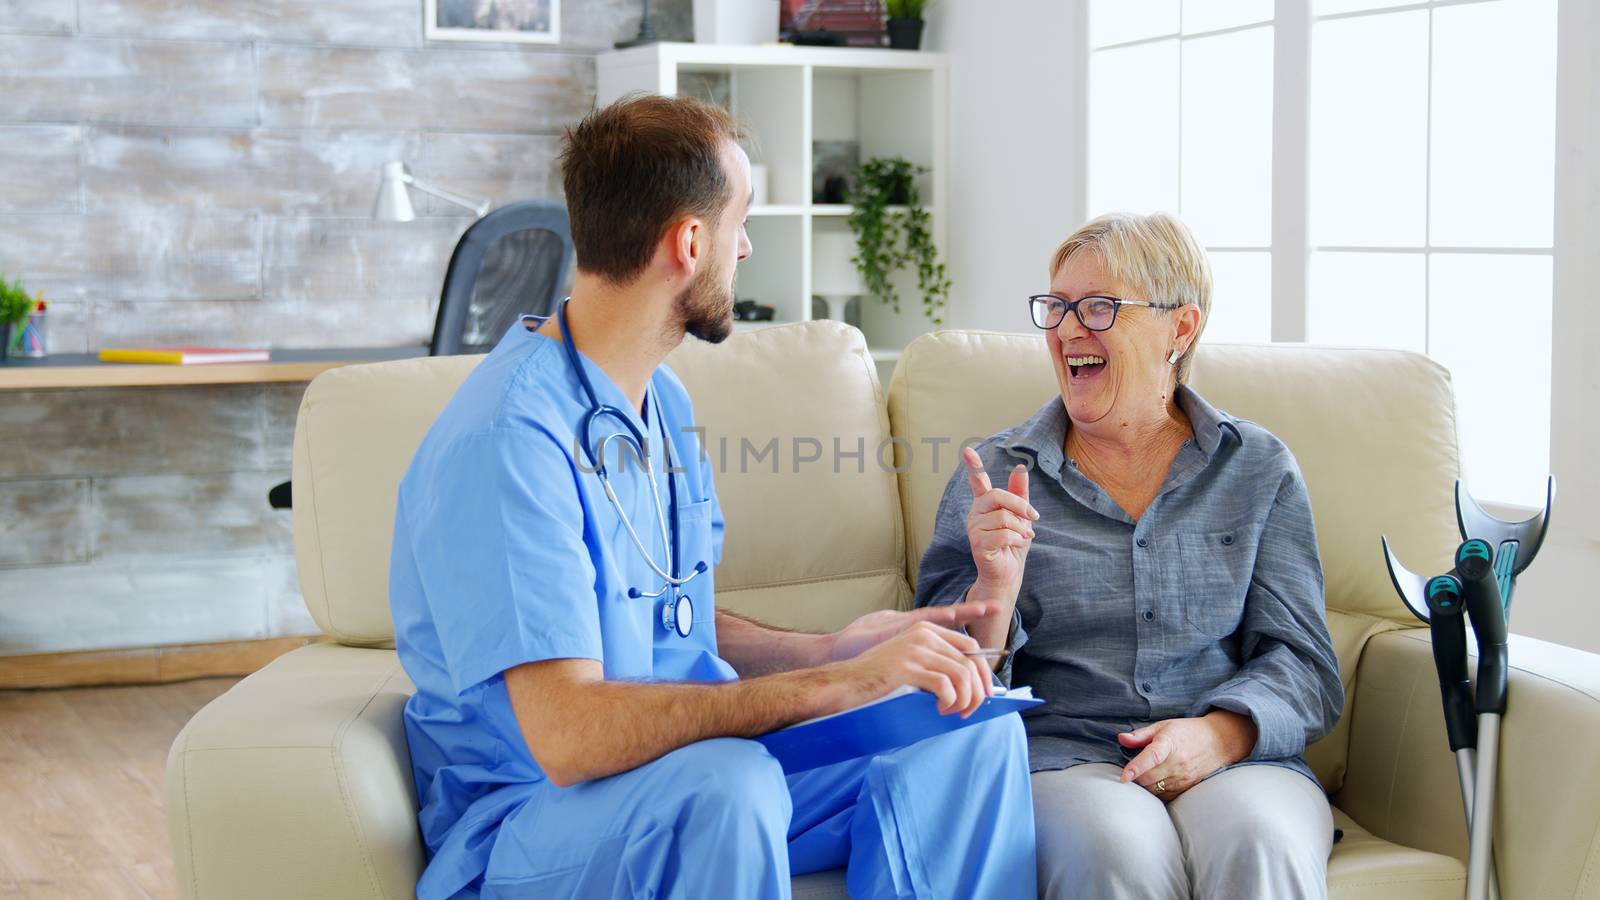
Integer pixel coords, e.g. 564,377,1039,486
1167,348,1182,365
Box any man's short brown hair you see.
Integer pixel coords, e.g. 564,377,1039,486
560,93,744,285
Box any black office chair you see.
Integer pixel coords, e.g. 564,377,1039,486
268,200,575,509
430,199,574,355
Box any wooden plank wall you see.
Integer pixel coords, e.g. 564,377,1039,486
0,0,693,661
0,383,305,657
0,0,691,353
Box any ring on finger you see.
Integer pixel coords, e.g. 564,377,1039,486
1153,778,1168,794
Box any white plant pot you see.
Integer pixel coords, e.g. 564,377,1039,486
693,0,779,45
858,276,937,353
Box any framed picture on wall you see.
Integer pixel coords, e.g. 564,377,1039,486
425,0,560,44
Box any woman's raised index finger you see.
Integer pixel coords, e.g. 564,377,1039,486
962,446,993,495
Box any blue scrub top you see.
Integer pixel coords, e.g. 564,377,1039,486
389,318,736,898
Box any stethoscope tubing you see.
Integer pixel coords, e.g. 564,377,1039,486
557,300,705,607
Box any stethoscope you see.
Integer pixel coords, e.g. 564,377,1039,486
558,299,706,638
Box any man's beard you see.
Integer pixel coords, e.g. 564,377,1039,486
676,255,737,344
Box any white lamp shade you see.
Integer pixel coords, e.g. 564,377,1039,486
812,230,864,296
373,161,415,222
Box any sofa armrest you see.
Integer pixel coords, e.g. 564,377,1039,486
1337,627,1600,900
165,644,424,900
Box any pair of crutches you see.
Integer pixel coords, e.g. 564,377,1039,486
1382,477,1555,900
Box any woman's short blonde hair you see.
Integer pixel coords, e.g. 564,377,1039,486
1049,211,1212,384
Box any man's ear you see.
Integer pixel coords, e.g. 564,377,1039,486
664,217,703,279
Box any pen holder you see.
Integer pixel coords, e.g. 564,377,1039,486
16,307,46,358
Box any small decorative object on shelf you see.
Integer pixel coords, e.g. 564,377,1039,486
813,141,860,204
884,0,929,50
846,157,950,325
781,0,887,47
615,0,658,48
694,0,779,44
18,300,46,358
734,300,776,321
0,275,44,362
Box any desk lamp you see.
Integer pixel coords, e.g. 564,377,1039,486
373,161,490,222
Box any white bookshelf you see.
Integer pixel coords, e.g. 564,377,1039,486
598,43,949,376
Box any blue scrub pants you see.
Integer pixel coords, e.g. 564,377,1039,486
478,714,1037,899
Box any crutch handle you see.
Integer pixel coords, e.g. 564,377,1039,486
1457,539,1509,715
1426,574,1477,752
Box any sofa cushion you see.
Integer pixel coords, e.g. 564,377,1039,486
662,321,910,631
787,810,1468,900
166,644,423,899
293,321,906,646
167,646,1463,900
294,355,482,646
1328,807,1464,900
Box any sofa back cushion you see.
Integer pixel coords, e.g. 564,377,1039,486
887,331,1465,789
293,321,907,646
294,355,482,646
660,321,912,631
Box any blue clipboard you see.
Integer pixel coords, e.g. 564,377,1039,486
755,687,1044,775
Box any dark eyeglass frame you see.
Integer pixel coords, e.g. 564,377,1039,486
1026,294,1184,332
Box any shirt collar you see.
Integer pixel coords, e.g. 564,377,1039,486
1001,384,1242,472
1175,385,1243,459
1001,400,1071,477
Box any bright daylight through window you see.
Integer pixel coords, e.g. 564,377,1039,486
1087,0,1558,507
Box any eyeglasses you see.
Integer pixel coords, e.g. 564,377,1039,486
1026,294,1183,332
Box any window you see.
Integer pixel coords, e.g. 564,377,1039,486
1086,0,1558,506
1088,0,1275,345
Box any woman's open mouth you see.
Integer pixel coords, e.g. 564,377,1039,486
1067,354,1107,380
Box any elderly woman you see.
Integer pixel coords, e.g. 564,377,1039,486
916,211,1343,899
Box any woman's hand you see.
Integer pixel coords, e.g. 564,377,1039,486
1117,710,1259,801
963,447,1038,593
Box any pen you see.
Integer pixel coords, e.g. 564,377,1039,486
962,649,1009,661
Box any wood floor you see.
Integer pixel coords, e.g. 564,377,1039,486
0,678,237,899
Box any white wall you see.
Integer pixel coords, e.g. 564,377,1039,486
928,0,1599,653
925,1,1086,332
1509,0,1600,654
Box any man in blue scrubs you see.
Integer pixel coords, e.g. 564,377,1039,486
389,94,1038,899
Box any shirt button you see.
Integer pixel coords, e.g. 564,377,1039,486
1142,610,1154,621
1141,682,1153,693
1221,534,1235,546
1136,537,1148,548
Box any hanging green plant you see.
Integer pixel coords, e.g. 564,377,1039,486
845,156,951,326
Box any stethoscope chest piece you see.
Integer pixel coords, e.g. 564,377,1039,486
662,592,694,639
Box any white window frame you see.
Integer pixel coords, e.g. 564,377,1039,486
1079,0,1578,513
1079,0,1565,345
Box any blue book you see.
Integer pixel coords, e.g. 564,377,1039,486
755,686,1044,775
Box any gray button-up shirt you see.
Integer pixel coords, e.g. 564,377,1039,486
915,386,1342,784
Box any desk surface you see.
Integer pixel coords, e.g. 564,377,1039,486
0,347,428,390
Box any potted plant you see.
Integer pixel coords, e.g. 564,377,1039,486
885,0,929,50
0,275,40,362
845,156,951,325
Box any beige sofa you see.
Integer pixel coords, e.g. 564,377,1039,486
166,322,1600,899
